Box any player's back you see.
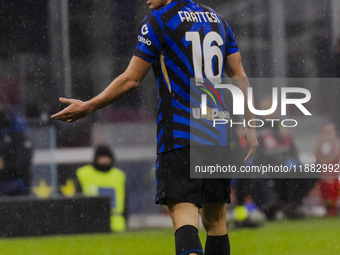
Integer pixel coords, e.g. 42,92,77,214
161,0,237,82
134,0,239,153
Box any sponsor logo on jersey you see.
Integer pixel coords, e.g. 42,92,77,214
141,24,149,35
192,82,230,121
138,35,152,46
178,11,221,23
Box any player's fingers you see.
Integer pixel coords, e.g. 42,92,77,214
51,109,80,122
51,98,77,120
244,140,258,162
59,97,73,105
244,148,255,162
50,112,66,121
51,108,71,121
50,112,61,120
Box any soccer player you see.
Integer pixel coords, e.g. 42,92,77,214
51,0,258,254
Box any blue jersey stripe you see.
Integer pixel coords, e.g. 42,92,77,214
173,130,215,145
170,79,191,102
137,43,156,58
173,114,190,126
158,143,164,153
166,36,194,76
172,99,190,113
157,127,163,144
164,56,190,85
174,144,186,149
173,130,190,139
173,114,220,141
166,12,183,31
157,111,162,125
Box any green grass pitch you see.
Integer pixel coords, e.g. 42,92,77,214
0,218,339,255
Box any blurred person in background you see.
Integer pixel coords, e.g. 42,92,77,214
0,106,33,196
333,37,340,136
249,96,317,219
52,0,258,254
315,124,340,217
76,145,128,232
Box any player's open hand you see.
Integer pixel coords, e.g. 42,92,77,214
243,128,259,162
51,97,89,123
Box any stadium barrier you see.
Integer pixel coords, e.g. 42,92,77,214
0,196,111,237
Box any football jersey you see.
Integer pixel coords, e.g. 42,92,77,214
134,0,239,153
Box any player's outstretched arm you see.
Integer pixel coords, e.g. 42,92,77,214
225,52,259,162
51,56,152,123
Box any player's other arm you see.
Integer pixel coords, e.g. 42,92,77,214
225,52,258,162
51,56,152,122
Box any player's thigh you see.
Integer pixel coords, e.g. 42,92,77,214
167,197,199,231
201,203,227,235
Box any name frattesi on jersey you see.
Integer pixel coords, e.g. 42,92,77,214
178,11,221,23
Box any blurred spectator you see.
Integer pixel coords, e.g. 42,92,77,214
248,97,317,219
0,106,33,196
328,37,340,135
333,38,340,135
76,145,128,232
314,124,340,217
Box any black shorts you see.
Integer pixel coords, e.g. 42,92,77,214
155,145,231,206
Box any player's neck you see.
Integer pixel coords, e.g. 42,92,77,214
162,0,172,8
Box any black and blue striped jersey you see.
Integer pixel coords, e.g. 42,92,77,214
134,0,239,153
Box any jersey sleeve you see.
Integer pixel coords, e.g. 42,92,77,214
225,20,239,55
133,15,163,63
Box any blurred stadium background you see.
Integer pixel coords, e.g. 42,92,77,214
0,0,340,254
